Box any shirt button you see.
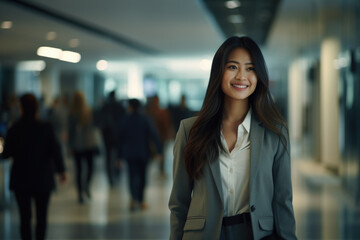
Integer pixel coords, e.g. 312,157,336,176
229,189,234,194
230,168,233,173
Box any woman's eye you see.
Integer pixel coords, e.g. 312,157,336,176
247,67,255,71
227,65,237,70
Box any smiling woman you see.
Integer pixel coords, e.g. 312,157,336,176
169,36,297,240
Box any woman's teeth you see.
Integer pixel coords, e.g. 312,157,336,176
232,84,247,88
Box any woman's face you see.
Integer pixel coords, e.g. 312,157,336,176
221,47,257,103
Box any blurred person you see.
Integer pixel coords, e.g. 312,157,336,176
38,94,50,121
2,93,67,240
7,93,21,126
146,95,174,178
117,98,162,211
169,36,296,240
169,94,193,133
99,90,125,186
48,95,70,155
68,91,98,204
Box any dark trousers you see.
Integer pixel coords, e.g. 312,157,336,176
127,158,148,202
14,190,51,240
102,130,117,186
220,213,254,240
74,150,94,200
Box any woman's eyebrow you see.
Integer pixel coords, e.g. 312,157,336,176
226,60,254,65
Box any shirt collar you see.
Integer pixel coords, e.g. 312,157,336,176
241,107,252,133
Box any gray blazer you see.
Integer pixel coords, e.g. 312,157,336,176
169,114,297,240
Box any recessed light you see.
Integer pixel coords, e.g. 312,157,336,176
69,38,80,48
97,60,108,71
1,21,13,29
46,31,57,40
225,1,241,9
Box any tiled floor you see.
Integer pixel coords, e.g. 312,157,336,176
1,141,360,240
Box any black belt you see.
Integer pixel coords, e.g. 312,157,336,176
222,212,251,226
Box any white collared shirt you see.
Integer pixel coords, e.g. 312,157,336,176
219,108,251,217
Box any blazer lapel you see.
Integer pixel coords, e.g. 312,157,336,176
249,113,264,188
208,158,224,205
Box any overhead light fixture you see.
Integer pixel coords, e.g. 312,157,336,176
46,31,57,40
228,14,244,24
36,46,81,63
225,1,241,9
59,51,81,63
96,60,108,71
37,46,62,59
1,21,13,29
69,38,80,48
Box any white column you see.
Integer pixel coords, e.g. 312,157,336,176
127,64,144,100
320,38,340,171
289,60,304,147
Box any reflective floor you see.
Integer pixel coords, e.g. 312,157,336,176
1,141,360,240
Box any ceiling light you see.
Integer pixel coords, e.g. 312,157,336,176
228,14,244,24
59,51,81,63
97,60,108,71
225,1,241,9
46,31,57,40
37,46,62,59
1,21,13,29
69,38,80,48
36,46,81,63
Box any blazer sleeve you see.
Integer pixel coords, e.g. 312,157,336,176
272,126,297,240
168,120,194,240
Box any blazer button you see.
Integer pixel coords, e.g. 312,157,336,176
250,205,256,212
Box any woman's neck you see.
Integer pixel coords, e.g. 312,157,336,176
222,99,249,124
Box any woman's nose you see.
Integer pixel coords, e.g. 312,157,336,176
235,70,245,80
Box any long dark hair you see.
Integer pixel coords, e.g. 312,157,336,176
184,36,287,179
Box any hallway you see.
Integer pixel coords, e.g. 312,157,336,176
1,142,360,240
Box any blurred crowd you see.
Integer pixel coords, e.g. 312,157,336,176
0,90,195,240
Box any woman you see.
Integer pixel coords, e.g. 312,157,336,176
68,91,97,204
2,93,67,240
169,36,297,240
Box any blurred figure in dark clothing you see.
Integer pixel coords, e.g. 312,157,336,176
146,95,174,178
48,95,70,156
2,93,67,240
7,93,21,126
117,98,162,211
68,91,98,204
169,94,194,133
99,91,125,186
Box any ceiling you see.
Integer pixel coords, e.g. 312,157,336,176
203,0,280,45
0,0,280,73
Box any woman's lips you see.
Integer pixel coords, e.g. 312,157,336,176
231,84,248,89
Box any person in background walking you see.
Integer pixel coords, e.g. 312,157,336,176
146,95,174,179
2,93,67,240
99,90,125,186
117,99,163,211
68,91,98,204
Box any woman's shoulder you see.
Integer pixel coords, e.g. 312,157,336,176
180,116,198,128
